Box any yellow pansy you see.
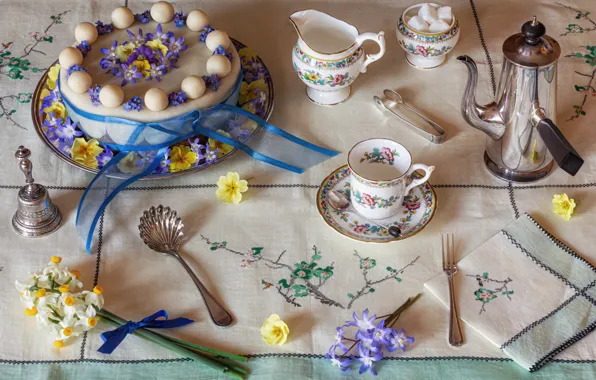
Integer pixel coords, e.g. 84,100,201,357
553,193,576,221
208,131,234,157
44,101,67,120
169,145,197,173
146,39,168,57
115,44,136,62
130,59,151,78
71,138,103,169
216,172,248,204
239,79,267,104
260,314,289,345
47,64,61,90
238,47,258,63
50,256,62,264
53,340,65,348
24,306,38,316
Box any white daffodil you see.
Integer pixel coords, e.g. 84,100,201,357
19,290,37,308
15,278,35,293
83,290,104,310
77,305,99,331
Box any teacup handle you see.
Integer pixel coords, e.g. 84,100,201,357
404,164,435,196
355,32,386,73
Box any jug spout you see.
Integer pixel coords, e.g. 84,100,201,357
457,55,505,140
290,10,359,55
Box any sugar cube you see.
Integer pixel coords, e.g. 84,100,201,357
407,15,430,32
418,3,438,25
437,6,452,23
429,19,451,33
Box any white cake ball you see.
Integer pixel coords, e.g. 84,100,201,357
112,6,135,29
144,88,169,111
75,22,99,44
99,84,125,108
151,1,175,24
186,10,209,31
181,76,206,99
205,30,230,51
59,47,83,69
68,71,92,94
206,55,232,77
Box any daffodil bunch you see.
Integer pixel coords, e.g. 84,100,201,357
15,256,104,348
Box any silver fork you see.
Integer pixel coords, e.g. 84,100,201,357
442,233,464,346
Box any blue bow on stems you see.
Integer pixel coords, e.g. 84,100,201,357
98,310,194,354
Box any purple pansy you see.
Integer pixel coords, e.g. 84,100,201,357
127,45,156,65
95,20,114,35
382,328,414,352
357,344,383,376
146,24,173,43
165,35,187,58
123,96,143,112
174,12,186,28
199,26,215,42
88,85,102,106
135,10,151,24
119,63,143,86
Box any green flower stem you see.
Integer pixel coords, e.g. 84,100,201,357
154,332,247,362
98,309,245,379
385,293,422,328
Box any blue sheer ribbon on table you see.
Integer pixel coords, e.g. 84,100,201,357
57,74,339,252
98,310,194,354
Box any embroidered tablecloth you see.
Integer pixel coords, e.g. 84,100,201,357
1,0,595,379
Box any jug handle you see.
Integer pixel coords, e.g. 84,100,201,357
355,32,386,73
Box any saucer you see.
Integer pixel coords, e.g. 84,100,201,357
316,165,437,243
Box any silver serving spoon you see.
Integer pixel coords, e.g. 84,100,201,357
328,191,401,238
139,205,233,327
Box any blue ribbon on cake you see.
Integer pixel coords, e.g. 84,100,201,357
58,74,338,252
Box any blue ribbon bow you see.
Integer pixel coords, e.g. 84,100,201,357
98,310,194,354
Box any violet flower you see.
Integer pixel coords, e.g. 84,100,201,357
204,143,219,164
135,10,151,24
346,309,377,333
66,64,87,79
119,63,143,86
136,150,157,167
40,88,61,111
202,74,221,92
188,138,205,157
88,85,102,106
56,117,82,144
75,40,91,57
127,45,156,65
199,26,215,42
333,326,350,352
325,349,352,372
145,62,167,82
174,11,186,28
168,90,188,107
95,20,114,35
165,35,187,57
382,328,414,352
154,148,171,173
357,344,383,375
126,28,146,47
97,147,114,168
146,24,173,43
123,96,143,112
42,112,63,140
213,45,233,61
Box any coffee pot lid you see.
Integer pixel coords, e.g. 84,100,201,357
502,16,560,67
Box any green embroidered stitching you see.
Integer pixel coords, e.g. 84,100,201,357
0,10,70,129
467,272,514,315
557,3,595,36
201,235,419,309
565,46,596,121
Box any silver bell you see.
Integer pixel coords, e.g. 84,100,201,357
12,146,62,237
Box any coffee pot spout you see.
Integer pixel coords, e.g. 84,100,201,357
457,55,505,140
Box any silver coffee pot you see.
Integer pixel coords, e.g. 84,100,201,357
458,16,583,182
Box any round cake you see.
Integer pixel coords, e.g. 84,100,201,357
57,2,241,144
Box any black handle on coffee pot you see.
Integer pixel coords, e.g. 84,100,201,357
536,118,584,176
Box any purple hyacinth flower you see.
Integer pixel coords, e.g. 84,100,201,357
165,35,187,57
120,63,143,86
325,348,352,372
146,24,174,43
346,309,377,333
357,344,383,376
382,328,414,352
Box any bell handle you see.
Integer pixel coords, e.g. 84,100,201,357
356,32,386,73
15,146,34,185
535,118,583,176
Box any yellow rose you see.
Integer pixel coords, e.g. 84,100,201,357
47,64,61,90
216,172,248,204
115,44,136,62
260,314,289,345
169,145,197,173
552,193,576,221
307,73,319,81
145,39,168,57
130,59,151,78
71,138,103,169
44,101,67,120
208,131,234,157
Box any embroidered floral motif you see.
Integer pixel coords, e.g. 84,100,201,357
467,272,514,315
360,147,399,165
201,236,418,309
352,189,398,209
564,46,596,121
558,3,595,36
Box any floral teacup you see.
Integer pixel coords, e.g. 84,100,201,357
347,138,434,220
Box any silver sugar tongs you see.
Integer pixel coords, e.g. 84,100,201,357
374,89,446,144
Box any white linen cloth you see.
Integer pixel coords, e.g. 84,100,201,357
425,213,596,371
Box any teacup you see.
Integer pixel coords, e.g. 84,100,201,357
347,138,434,220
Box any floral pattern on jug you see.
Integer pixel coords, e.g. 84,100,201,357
290,10,386,105
395,3,460,69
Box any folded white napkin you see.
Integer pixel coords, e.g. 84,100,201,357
425,213,596,371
